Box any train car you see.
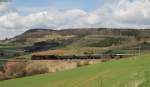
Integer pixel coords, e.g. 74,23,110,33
31,54,102,60
32,55,49,60
31,54,135,60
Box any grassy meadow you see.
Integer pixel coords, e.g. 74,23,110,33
0,54,150,87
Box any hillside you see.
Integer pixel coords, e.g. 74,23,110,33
3,28,150,45
0,54,150,87
0,28,150,59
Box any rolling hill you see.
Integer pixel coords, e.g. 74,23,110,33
0,54,150,87
0,28,150,60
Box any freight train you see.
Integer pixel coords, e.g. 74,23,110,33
31,54,135,60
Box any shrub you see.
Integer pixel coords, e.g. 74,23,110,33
25,61,49,76
77,61,90,67
0,71,6,80
4,62,26,78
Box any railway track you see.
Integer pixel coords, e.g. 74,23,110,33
0,54,136,62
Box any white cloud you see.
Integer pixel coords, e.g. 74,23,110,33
0,0,150,39
113,0,150,24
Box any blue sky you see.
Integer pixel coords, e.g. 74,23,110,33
0,0,150,39
12,0,103,15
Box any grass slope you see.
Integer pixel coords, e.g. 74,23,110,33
0,54,150,87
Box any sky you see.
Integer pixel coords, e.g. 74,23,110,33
0,0,150,39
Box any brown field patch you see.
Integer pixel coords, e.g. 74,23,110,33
32,50,74,55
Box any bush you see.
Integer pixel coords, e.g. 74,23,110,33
77,61,90,67
0,60,77,81
25,61,49,76
4,62,26,79
0,61,49,80
0,71,6,80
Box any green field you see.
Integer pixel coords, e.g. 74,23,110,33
0,54,150,87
